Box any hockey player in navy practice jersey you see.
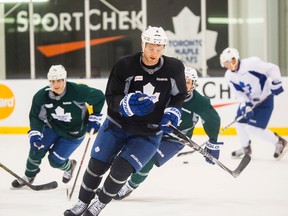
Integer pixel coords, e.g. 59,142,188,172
220,47,287,159
106,67,224,200
64,26,187,216
11,65,105,188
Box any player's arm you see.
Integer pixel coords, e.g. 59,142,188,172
262,61,284,95
29,91,46,131
197,97,223,165
193,92,221,141
168,62,187,108
105,64,127,113
28,92,47,151
199,104,221,142
79,84,105,114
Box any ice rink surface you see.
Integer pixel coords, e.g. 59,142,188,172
0,134,287,216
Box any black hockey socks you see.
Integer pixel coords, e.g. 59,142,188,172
99,156,135,204
79,157,110,204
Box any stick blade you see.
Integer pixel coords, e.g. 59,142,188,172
30,181,58,191
231,154,251,178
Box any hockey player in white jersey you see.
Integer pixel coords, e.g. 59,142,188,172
220,47,287,159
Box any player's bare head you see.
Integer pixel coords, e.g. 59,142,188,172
220,47,239,70
47,65,67,94
185,67,198,96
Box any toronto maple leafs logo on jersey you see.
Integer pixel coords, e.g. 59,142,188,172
239,81,252,97
138,83,160,103
51,106,72,122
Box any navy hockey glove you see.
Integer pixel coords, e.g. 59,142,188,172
159,107,182,134
240,102,254,119
28,130,44,151
271,81,284,95
87,113,102,134
119,93,155,117
204,139,224,165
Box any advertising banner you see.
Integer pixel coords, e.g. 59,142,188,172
0,77,287,135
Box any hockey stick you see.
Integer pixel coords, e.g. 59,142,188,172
0,162,58,191
168,124,251,178
177,97,268,157
66,128,95,200
177,114,246,157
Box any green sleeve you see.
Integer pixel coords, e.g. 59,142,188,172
29,89,47,132
77,84,105,114
193,91,220,141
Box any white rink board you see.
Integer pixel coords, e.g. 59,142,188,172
0,77,287,130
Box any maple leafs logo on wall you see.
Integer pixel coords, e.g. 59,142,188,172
165,7,218,69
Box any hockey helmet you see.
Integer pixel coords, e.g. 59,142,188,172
185,67,198,93
141,26,168,51
220,47,239,67
47,65,67,81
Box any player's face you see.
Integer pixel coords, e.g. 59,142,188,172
50,79,65,94
142,43,165,66
223,58,238,71
186,79,193,93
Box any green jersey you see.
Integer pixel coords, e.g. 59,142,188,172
29,81,105,139
178,90,220,141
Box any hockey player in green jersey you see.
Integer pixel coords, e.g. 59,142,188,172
113,67,223,200
11,65,105,188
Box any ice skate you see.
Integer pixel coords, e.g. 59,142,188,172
273,133,288,160
11,175,35,188
83,196,106,216
63,200,88,216
63,159,77,183
231,141,252,158
114,181,135,200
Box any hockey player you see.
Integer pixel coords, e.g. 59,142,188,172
11,65,105,188
220,47,287,159
110,67,223,200
64,26,187,216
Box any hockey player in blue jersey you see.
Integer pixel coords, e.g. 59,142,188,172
220,47,287,159
64,26,186,216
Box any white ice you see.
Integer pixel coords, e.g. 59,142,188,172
0,134,287,216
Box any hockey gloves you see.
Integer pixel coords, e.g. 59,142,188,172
120,93,155,117
271,80,284,96
87,113,102,134
204,139,224,165
28,130,44,151
159,107,182,134
240,102,254,119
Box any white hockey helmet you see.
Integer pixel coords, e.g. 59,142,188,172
141,26,168,51
185,67,198,93
47,65,67,81
220,47,240,67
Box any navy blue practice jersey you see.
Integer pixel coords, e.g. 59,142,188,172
105,52,186,135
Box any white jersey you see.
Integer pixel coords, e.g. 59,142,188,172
225,57,282,105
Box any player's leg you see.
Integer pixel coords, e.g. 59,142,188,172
246,96,286,159
11,127,57,188
85,132,162,216
47,134,84,183
114,157,156,200
64,119,124,216
232,122,252,158
114,138,184,199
